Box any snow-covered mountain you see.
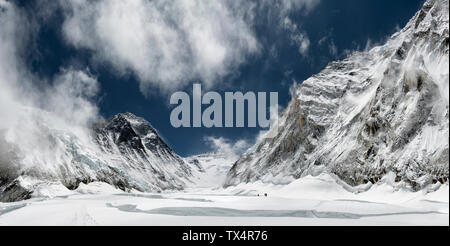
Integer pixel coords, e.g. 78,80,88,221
0,110,193,202
93,113,193,190
225,0,449,190
186,151,237,188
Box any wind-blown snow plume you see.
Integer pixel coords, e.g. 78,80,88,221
0,0,101,132
0,0,104,200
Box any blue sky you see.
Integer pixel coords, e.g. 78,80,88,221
11,0,424,156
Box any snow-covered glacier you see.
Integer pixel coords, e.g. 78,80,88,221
225,0,449,189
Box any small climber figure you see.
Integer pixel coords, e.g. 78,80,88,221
264,193,267,197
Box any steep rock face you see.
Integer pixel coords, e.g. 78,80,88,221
93,113,193,191
225,0,449,189
0,111,193,202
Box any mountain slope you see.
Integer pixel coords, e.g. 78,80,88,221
225,0,449,189
93,113,193,191
186,151,238,188
0,110,193,202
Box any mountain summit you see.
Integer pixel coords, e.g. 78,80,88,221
93,113,193,191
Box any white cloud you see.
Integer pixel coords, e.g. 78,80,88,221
294,33,311,56
1,0,101,149
59,0,321,93
283,16,311,57
280,0,320,16
61,0,260,93
276,0,320,57
318,30,338,57
204,136,251,160
328,40,338,57
259,0,320,17
43,69,100,128
0,0,31,129
318,36,328,46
